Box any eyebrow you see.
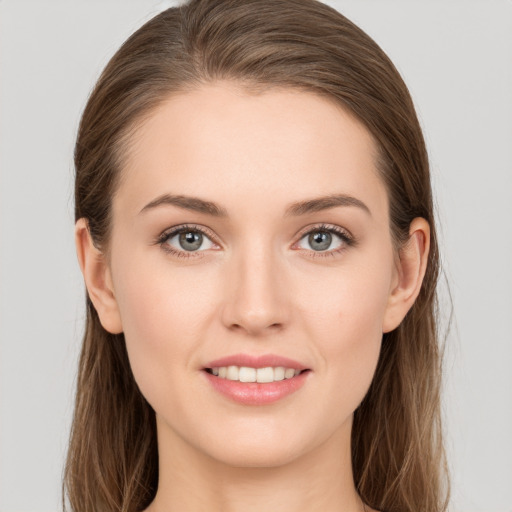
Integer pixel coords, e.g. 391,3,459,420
284,194,371,217
140,194,228,217
139,193,370,217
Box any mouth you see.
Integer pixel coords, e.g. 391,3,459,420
202,354,311,405
204,366,310,383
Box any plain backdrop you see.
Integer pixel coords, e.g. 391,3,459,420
1,1,511,511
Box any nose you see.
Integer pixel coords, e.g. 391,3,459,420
220,244,289,336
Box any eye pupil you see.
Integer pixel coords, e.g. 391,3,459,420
309,231,332,251
179,231,203,251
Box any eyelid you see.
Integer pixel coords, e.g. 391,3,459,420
158,223,219,242
293,223,354,242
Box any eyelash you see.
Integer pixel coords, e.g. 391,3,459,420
156,224,217,259
156,223,355,260
294,223,355,259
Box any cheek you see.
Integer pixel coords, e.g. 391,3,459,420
110,253,217,402
294,256,393,399
113,247,215,337
297,255,393,341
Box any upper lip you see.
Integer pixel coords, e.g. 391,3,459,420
205,353,309,370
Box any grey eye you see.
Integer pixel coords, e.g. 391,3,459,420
179,231,203,251
308,231,332,251
296,229,345,252
165,229,215,252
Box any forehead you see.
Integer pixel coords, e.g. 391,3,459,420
115,82,388,220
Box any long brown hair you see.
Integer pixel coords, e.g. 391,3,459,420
66,1,449,511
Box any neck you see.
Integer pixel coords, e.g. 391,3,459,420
146,415,365,512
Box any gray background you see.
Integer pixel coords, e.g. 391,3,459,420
1,1,511,511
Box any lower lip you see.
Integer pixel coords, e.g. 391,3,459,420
203,370,310,405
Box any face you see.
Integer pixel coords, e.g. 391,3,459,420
106,82,399,467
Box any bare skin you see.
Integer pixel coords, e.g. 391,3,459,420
76,82,429,512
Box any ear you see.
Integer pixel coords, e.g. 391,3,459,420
75,218,123,334
382,217,430,333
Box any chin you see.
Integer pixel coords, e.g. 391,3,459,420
207,440,306,469
194,419,335,470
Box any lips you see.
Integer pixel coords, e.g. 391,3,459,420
203,353,311,405
205,353,309,371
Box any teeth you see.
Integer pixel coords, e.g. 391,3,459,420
274,367,285,381
226,365,239,381
257,367,274,383
239,367,256,382
284,368,295,379
209,365,303,383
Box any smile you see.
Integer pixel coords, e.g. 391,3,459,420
203,354,311,405
206,366,303,383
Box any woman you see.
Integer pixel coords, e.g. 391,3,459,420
66,0,449,511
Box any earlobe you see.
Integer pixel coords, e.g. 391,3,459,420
382,217,430,333
75,218,123,334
